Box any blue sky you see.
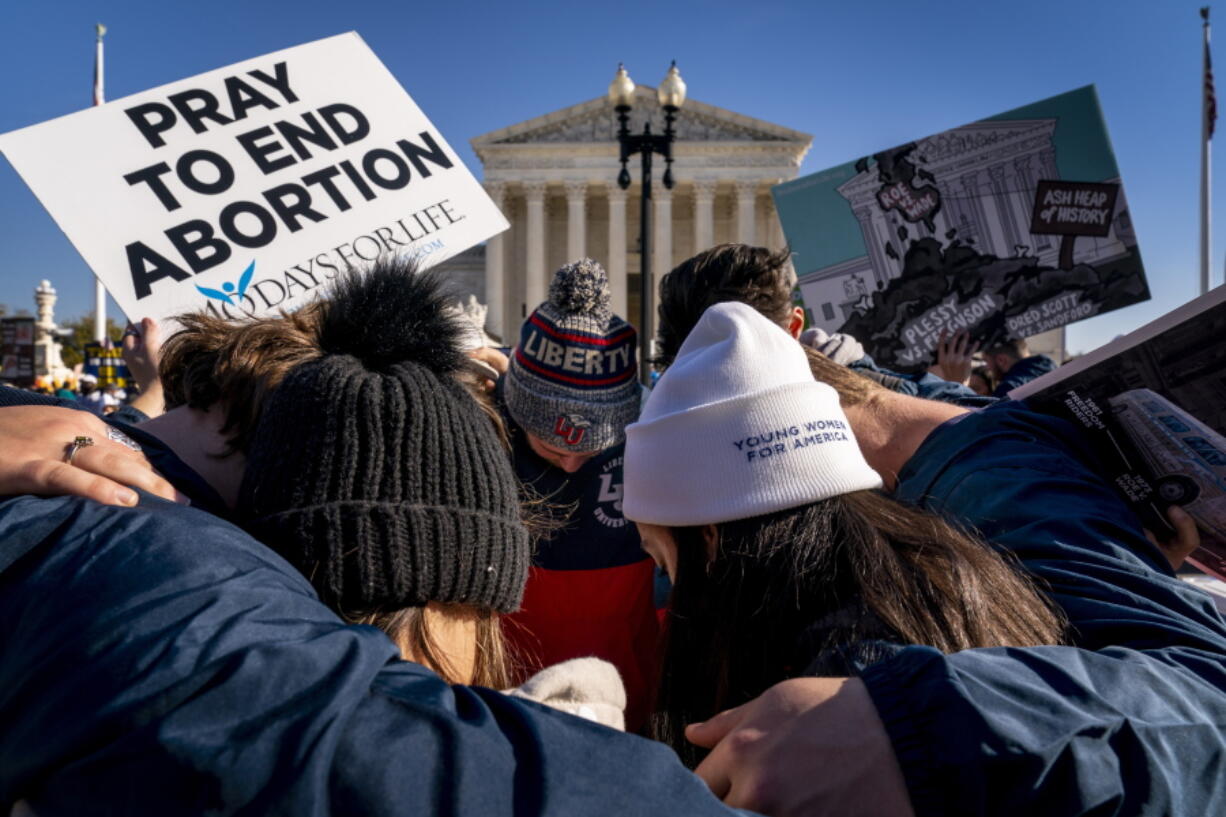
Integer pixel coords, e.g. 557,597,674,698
0,0,1219,353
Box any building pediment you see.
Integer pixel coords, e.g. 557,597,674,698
472,86,812,152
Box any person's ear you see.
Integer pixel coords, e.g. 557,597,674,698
701,524,719,564
787,306,805,339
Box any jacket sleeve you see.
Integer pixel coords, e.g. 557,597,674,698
862,424,1226,817
862,641,1226,817
109,404,150,425
0,496,744,817
992,355,1056,397
0,388,88,411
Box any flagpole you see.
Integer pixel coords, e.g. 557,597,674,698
1202,7,1213,296
93,22,108,343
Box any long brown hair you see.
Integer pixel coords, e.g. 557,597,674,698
351,605,511,688
652,491,1065,765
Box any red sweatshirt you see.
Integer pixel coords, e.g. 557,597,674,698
502,414,659,730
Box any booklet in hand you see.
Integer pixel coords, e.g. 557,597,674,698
1011,286,1226,581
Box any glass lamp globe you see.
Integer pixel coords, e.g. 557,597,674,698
608,63,636,108
657,61,686,109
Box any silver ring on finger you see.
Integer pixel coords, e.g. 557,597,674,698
65,436,95,464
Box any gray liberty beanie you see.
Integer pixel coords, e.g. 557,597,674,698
504,258,639,453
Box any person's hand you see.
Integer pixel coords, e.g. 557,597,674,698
1145,504,1201,571
927,330,978,385
122,317,163,392
687,677,914,817
0,405,177,505
466,347,509,392
469,346,509,376
122,318,166,417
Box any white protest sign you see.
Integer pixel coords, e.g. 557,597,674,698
0,32,508,324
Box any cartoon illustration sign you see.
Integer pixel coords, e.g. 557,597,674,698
772,86,1149,370
0,33,508,326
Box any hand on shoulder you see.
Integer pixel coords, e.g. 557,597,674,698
687,676,914,817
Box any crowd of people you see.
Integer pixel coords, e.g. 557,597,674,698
9,316,166,424
0,243,1224,817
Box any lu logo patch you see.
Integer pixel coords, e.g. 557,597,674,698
196,260,256,305
554,413,591,446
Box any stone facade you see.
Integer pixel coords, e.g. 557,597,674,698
461,86,812,342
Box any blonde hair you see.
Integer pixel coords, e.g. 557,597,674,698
351,605,511,687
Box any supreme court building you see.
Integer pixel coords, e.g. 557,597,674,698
461,85,813,342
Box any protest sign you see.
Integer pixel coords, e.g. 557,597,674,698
0,33,508,326
773,86,1149,370
83,344,130,388
0,318,36,386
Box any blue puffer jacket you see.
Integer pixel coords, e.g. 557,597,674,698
861,401,1226,817
0,392,746,816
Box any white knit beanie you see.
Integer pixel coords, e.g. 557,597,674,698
623,302,882,526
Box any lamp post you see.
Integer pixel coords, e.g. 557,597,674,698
608,62,686,384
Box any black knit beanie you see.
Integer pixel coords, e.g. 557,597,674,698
237,263,529,614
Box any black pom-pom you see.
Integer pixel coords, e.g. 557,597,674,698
317,257,467,374
548,258,611,318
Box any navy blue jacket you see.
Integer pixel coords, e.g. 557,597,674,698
0,415,741,814
993,353,1057,397
861,401,1226,816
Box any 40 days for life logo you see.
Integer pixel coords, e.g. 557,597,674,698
196,260,256,305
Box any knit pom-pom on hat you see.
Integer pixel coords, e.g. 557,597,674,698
547,258,612,320
316,258,466,375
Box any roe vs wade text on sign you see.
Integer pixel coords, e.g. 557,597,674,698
0,33,508,325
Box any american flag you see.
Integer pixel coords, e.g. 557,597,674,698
93,23,106,107
1206,8,1217,138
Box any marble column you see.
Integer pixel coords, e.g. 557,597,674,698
735,180,758,245
607,185,628,318
766,180,786,250
647,182,676,348
482,180,506,341
565,180,588,261
523,180,549,311
692,179,718,254
653,185,674,321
